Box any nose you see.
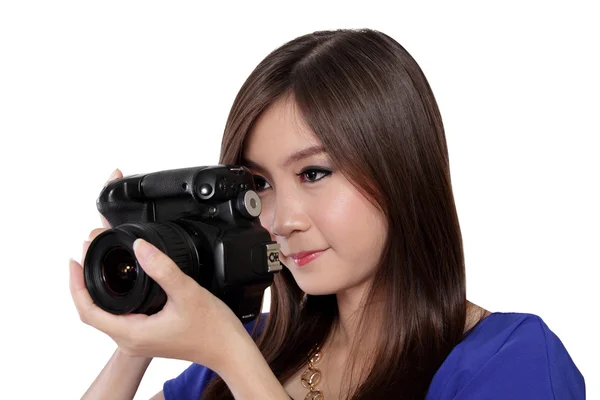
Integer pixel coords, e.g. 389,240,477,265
267,189,310,238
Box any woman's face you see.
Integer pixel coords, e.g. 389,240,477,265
242,96,388,295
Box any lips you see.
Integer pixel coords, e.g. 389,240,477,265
286,250,323,259
284,249,327,267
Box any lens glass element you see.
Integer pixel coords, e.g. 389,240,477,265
101,247,138,296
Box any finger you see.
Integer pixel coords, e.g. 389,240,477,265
88,228,108,241
101,169,123,229
104,168,123,187
81,240,91,265
69,258,126,334
133,239,194,302
100,214,111,229
82,228,108,265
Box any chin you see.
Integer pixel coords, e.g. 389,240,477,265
295,281,341,296
303,289,337,296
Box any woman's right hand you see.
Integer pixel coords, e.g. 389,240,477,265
73,170,156,400
75,168,153,361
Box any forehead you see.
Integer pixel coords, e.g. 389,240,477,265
242,96,321,166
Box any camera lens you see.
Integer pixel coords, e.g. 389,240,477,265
101,247,138,296
84,222,206,315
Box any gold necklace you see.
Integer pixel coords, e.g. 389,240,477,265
300,344,324,400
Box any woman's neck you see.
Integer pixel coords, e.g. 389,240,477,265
331,281,486,350
329,278,383,352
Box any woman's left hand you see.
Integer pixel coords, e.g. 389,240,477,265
69,238,249,371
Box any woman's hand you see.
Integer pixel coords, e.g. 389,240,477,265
69,169,250,372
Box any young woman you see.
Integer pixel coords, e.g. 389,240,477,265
70,29,585,399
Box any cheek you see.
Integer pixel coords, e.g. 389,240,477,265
259,216,275,241
258,198,275,240
311,188,354,248
316,186,387,259
316,189,353,228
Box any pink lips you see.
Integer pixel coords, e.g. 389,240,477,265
287,249,326,267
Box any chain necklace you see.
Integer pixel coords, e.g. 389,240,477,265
300,344,325,400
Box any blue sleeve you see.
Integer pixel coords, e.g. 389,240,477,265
163,363,215,400
453,315,585,400
163,314,268,400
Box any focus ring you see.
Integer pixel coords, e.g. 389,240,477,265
143,222,194,278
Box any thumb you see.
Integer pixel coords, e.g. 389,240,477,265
133,238,193,301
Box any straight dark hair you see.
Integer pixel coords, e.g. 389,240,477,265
202,28,484,399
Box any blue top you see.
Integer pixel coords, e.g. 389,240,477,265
163,312,585,399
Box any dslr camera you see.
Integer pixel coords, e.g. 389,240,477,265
83,165,282,324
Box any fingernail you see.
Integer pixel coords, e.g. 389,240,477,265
106,168,120,183
133,238,157,263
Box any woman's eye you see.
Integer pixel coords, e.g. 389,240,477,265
297,168,332,183
252,175,271,192
252,168,331,192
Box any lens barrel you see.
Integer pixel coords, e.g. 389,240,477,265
83,222,202,315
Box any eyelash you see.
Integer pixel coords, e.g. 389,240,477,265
252,167,332,192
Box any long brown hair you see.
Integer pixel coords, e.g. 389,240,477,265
203,28,481,399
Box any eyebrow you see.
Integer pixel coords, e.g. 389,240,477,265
242,145,327,171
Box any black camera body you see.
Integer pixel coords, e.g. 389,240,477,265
83,165,281,324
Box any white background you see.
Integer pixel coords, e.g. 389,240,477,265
0,1,597,398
